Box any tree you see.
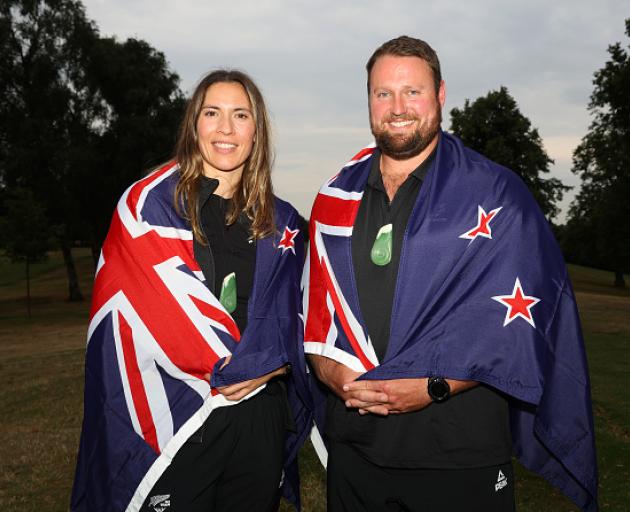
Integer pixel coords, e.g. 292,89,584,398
0,1,185,298
565,19,630,288
450,86,569,219
0,0,101,301
83,36,185,258
0,188,52,317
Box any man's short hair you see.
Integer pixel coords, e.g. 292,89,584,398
366,35,442,95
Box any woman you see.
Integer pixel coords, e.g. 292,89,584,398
71,70,310,512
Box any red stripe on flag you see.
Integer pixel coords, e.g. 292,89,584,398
320,259,374,371
304,244,333,344
311,194,361,228
118,312,161,454
125,161,177,220
349,146,375,162
190,295,241,342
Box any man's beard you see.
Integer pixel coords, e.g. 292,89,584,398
371,109,442,161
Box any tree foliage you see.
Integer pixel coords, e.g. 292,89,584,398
0,0,99,193
0,187,50,262
84,36,185,251
564,19,630,287
0,0,185,298
0,0,102,299
450,86,568,219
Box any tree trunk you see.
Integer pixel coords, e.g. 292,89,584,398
26,257,31,318
61,243,84,301
91,240,101,271
614,270,626,288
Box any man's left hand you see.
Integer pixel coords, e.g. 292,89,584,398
343,378,477,416
343,378,430,415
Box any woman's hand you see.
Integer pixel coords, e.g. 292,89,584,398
215,362,289,401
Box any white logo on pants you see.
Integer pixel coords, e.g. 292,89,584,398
149,494,171,511
495,470,508,492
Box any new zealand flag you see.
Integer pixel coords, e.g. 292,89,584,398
72,163,311,511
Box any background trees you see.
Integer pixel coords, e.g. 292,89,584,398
0,187,51,316
0,0,184,301
0,0,99,300
562,18,630,288
83,36,184,261
450,86,569,220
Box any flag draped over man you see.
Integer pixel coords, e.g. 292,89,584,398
303,132,598,511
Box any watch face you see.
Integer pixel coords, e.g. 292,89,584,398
429,378,450,402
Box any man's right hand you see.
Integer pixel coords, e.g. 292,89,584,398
307,354,364,401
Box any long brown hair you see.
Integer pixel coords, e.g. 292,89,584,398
174,69,275,242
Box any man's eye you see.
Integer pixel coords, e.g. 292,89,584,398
376,91,390,98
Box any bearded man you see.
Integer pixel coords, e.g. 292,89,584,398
304,36,597,512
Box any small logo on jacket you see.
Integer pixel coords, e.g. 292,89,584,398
149,494,171,511
495,470,508,492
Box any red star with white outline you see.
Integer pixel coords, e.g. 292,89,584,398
492,277,541,328
459,205,502,241
277,226,299,254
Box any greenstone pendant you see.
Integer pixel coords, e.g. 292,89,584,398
370,224,393,266
219,272,237,313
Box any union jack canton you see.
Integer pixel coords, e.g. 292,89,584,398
303,131,598,511
72,162,311,511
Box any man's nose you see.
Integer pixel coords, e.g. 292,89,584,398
391,93,406,116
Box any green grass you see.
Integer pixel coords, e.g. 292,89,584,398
0,254,628,511
0,250,94,288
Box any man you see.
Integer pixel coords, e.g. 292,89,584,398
303,36,597,511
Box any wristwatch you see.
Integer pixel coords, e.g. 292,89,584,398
427,377,451,403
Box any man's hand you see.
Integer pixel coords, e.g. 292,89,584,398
343,378,430,415
343,378,478,416
307,354,363,400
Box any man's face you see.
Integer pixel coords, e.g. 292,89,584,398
369,55,445,160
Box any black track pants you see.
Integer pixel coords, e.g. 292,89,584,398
327,441,515,512
141,386,286,512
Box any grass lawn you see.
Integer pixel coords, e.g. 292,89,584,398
0,253,628,511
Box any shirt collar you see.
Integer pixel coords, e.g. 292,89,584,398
197,176,220,208
367,144,438,191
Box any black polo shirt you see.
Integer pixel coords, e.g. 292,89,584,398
325,147,512,469
352,147,435,361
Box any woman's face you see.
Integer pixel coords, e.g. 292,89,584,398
196,81,256,179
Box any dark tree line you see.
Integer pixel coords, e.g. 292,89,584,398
1,2,626,307
0,0,185,302
562,18,630,288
